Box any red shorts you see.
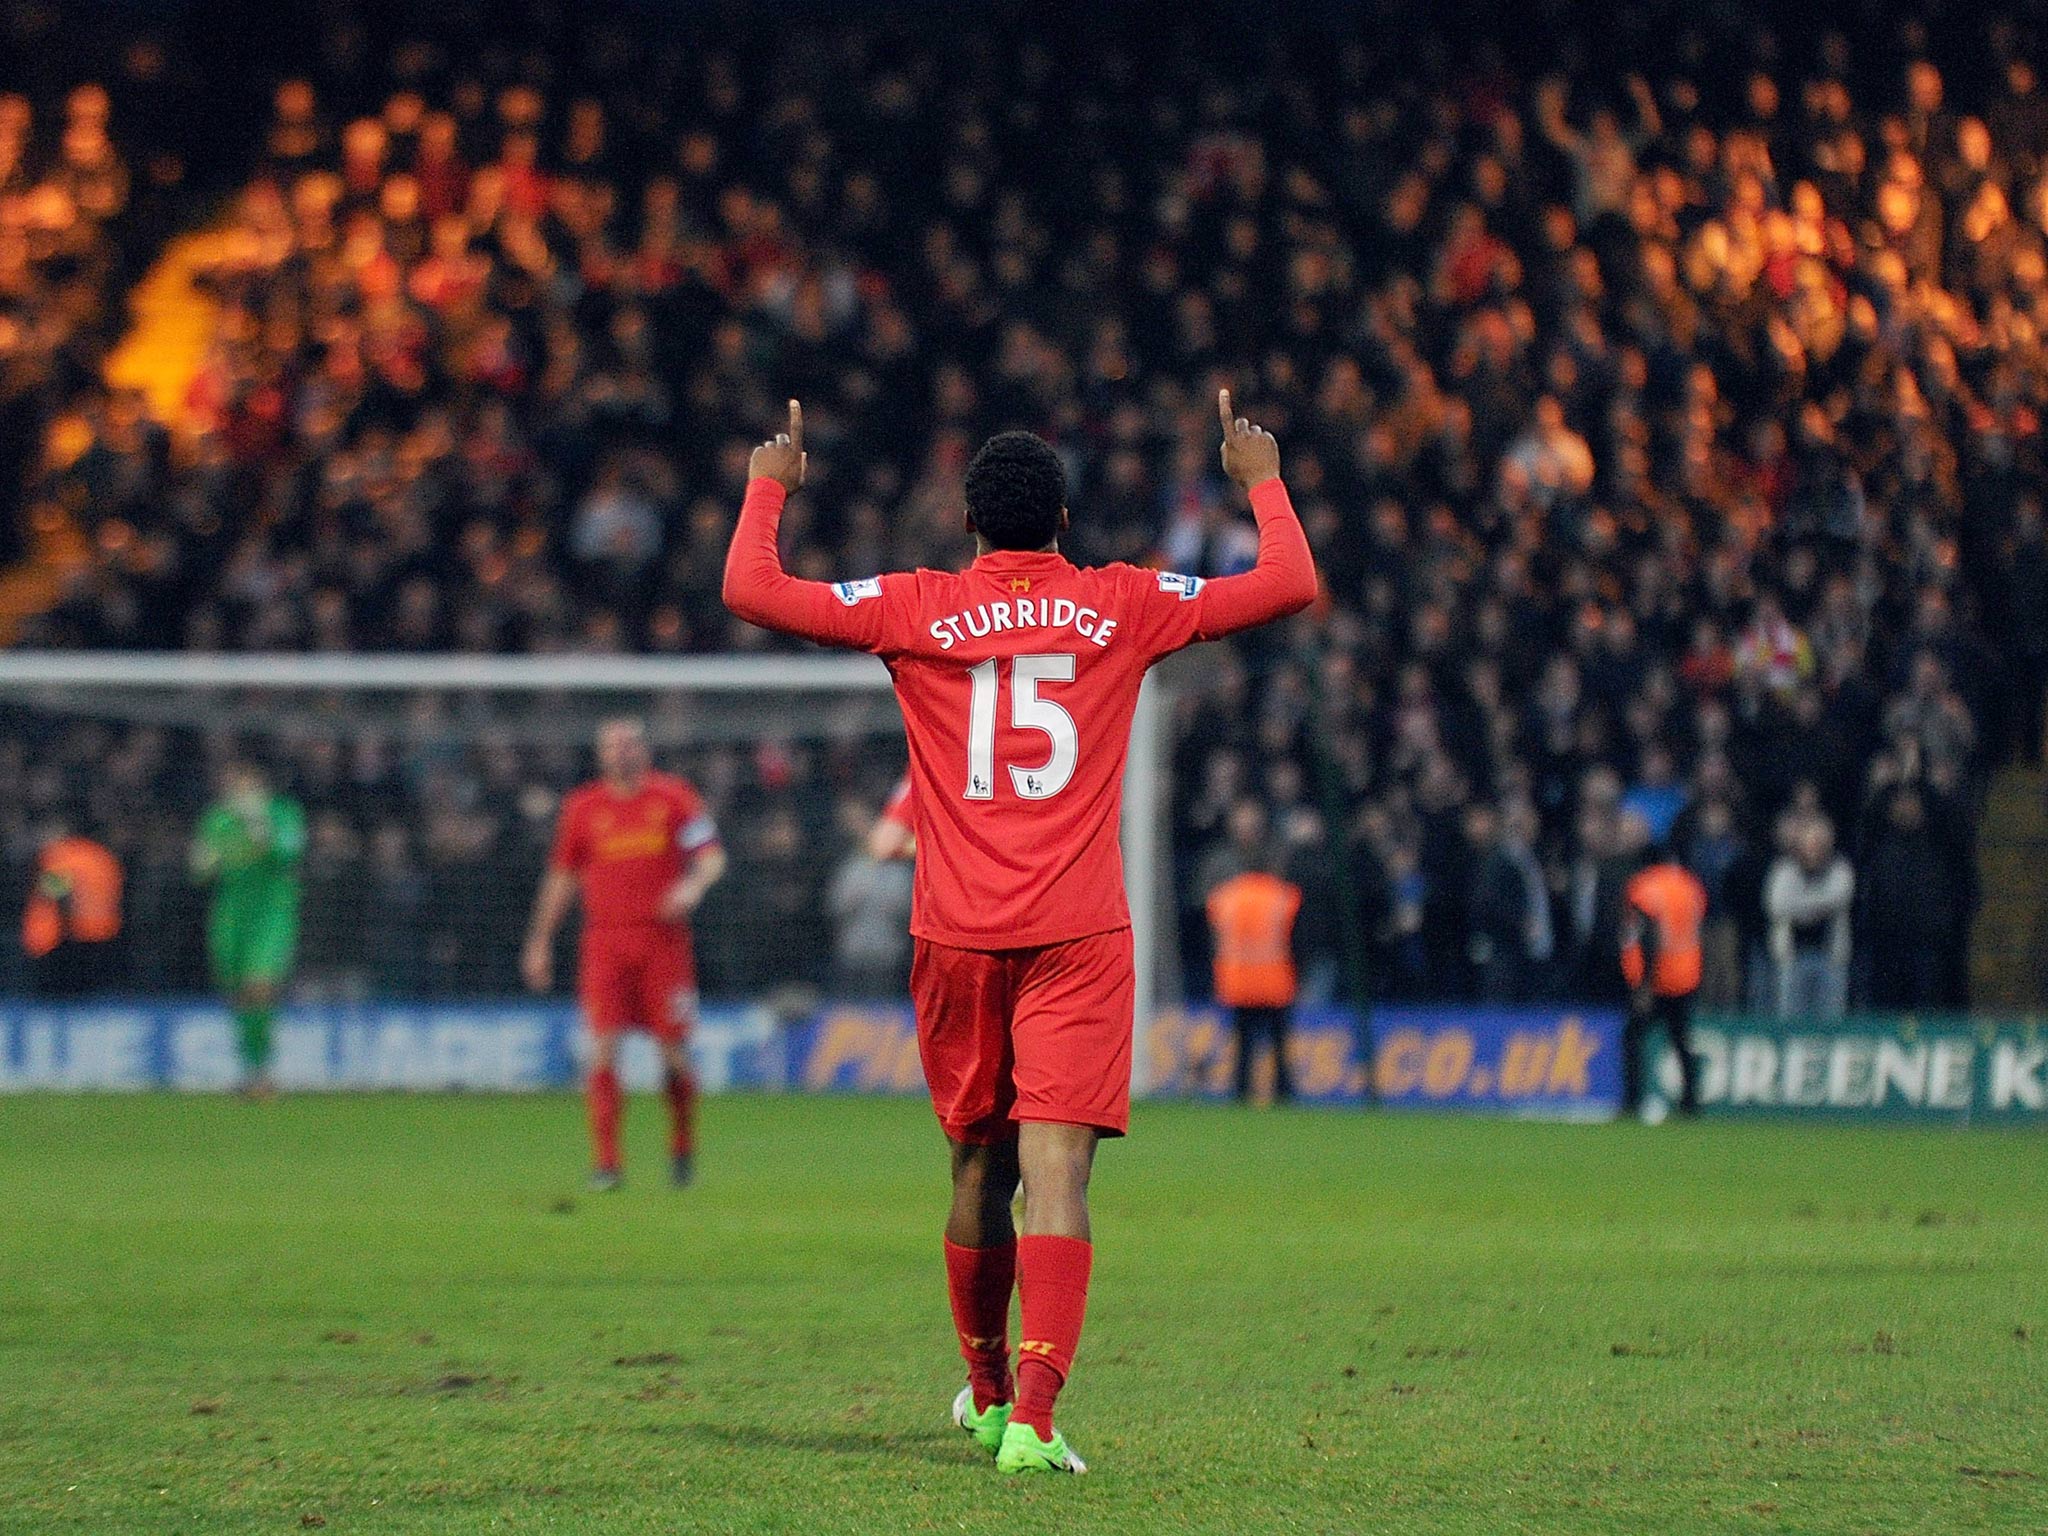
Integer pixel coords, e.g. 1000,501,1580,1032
910,927,1135,1143
579,926,697,1044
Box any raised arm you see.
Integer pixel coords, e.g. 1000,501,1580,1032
1185,389,1318,641
1625,73,1663,145
721,400,896,651
1533,77,1581,152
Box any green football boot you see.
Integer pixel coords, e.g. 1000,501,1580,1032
995,1418,1088,1475
951,1384,1012,1456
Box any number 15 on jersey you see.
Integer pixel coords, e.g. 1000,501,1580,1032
965,654,1077,801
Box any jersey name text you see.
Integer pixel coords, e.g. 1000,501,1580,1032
927,596,1121,652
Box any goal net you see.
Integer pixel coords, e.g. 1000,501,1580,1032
0,652,1170,1089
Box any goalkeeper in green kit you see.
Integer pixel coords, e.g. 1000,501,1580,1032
191,761,306,1097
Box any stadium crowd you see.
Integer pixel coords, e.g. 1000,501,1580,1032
6,1,2048,1010
0,78,134,570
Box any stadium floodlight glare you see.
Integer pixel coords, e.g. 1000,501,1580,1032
0,650,1169,1084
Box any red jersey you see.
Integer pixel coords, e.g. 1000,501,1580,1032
724,476,1316,950
550,772,720,930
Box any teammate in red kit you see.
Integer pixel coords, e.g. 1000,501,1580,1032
522,718,727,1190
724,391,1315,1473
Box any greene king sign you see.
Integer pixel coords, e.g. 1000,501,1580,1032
1648,1016,2047,1123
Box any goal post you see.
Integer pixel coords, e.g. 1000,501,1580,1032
0,650,1171,1092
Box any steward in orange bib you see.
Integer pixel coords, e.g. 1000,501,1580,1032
22,830,123,997
1205,866,1302,1103
1619,846,1706,1117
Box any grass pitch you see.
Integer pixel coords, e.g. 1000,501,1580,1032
0,1094,2042,1535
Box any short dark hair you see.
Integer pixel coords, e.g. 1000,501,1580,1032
964,431,1066,550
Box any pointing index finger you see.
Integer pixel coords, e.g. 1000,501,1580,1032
1218,388,1235,434
788,399,803,451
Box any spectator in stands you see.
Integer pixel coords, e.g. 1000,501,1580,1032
1765,817,1855,1021
1533,70,1660,225
1858,787,1960,1010
1375,831,1431,1002
570,455,668,605
1858,735,1979,1007
1465,801,1547,1004
827,797,914,997
363,823,429,997
1563,805,1643,1007
1679,796,1748,1009
1733,596,1815,703
1499,396,1596,511
729,805,829,993
1622,744,1689,848
1193,800,1273,922
1884,654,1978,783
1277,805,1341,1006
2005,499,2048,765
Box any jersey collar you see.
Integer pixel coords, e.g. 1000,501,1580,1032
969,549,1074,576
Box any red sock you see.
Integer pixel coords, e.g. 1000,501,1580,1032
664,1068,697,1157
1012,1234,1092,1437
587,1065,622,1172
944,1238,1016,1411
